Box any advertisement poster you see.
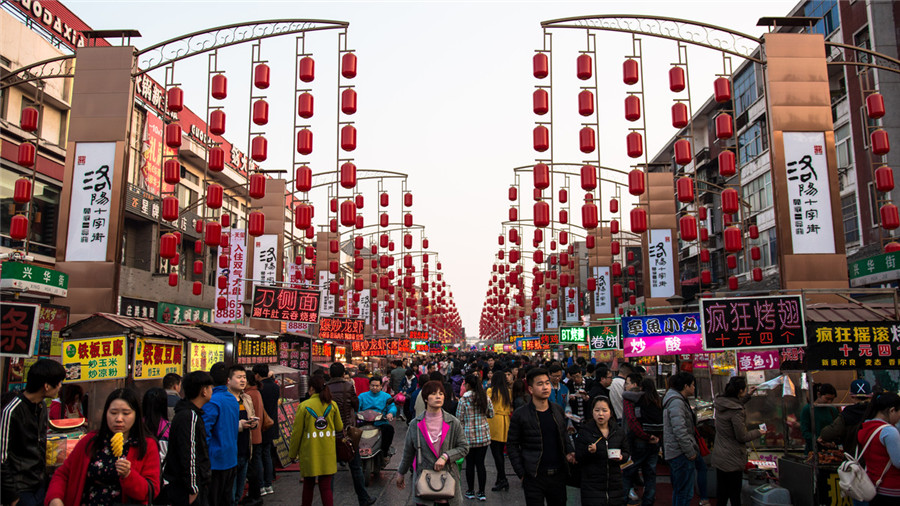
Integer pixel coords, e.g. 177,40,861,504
701,295,805,351
782,131,835,254
564,289,579,322
622,313,704,357
133,338,183,380
66,142,117,261
215,229,246,324
534,308,544,333
592,266,611,314
252,235,278,286
62,336,128,382
318,271,335,317
251,286,321,323
0,302,41,358
352,338,388,357
235,337,278,365
187,342,225,372
377,301,389,331
36,305,69,357
138,113,175,196
737,350,781,371
547,308,558,330
649,229,675,298
806,321,900,369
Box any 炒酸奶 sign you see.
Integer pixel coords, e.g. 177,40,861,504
133,338,183,380
806,321,900,369
251,286,321,323
318,317,364,341
62,336,128,382
621,313,704,357
187,342,225,372
235,338,278,365
701,295,805,351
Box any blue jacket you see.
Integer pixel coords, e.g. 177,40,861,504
549,383,569,409
202,385,239,470
358,391,397,427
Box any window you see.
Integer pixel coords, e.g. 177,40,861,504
734,65,758,116
0,167,60,257
854,26,871,64
835,123,853,170
743,172,773,213
738,121,767,166
842,193,860,244
804,0,840,37
758,228,778,268
177,184,198,209
183,170,199,185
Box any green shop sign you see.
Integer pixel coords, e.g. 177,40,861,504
849,251,900,287
559,327,590,344
559,325,621,350
157,302,212,324
0,262,68,296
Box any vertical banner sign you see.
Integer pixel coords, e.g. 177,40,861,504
66,142,117,261
253,235,278,286
523,315,531,334
700,295,805,351
534,308,544,333
318,271,335,317
377,301,389,331
783,132,835,254
547,308,559,329
593,267,611,314
215,229,246,324
564,289,579,322
0,302,41,358
37,306,69,357
649,229,675,298
139,113,165,195
516,319,523,333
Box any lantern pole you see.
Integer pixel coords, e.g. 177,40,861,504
21,82,46,256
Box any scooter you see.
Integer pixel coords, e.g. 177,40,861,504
357,406,393,486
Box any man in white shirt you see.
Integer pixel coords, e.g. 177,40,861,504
609,362,634,424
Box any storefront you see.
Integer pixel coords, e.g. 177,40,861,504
164,324,226,373
198,321,277,366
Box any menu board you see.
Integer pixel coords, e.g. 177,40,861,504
235,337,277,365
61,336,128,382
133,338,183,380
806,321,900,369
273,400,299,467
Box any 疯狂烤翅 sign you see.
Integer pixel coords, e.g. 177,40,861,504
0,263,68,297
849,251,900,287
806,321,900,369
133,338,183,380
701,295,805,351
66,142,116,262
621,313,704,357
251,286,321,323
62,336,127,382
783,132,835,254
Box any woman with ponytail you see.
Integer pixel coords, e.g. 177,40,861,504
289,376,341,506
857,392,900,505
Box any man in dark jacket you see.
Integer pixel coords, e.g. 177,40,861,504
327,362,376,506
165,371,214,506
819,378,873,454
508,367,576,506
253,364,279,495
1,359,65,506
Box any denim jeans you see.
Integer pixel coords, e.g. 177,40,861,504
668,454,697,506
258,441,274,487
623,440,659,506
348,448,373,505
233,455,250,505
15,488,46,506
694,454,708,500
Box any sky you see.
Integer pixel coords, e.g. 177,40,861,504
70,0,799,337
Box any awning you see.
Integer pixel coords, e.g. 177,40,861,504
198,322,276,337
63,313,185,340
269,364,300,375
164,324,225,344
805,303,898,322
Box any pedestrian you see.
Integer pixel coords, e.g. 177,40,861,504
547,364,569,410
857,392,900,505
507,367,576,506
45,388,160,506
353,365,371,396
575,396,629,505
164,371,214,506
457,373,494,501
252,364,279,496
141,387,171,503
588,365,613,405
820,379,874,454
326,362,377,506
711,376,765,506
358,376,397,466
487,368,512,491
390,360,407,398
289,375,342,506
449,368,465,398
163,373,182,420
610,363,633,424
49,384,85,420
202,363,244,506
663,372,701,506
566,366,590,423
801,383,839,451
238,373,265,506
622,378,663,506
395,380,469,506
1,358,65,506
400,368,418,424
511,374,530,410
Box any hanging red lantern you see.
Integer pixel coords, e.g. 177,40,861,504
533,250,544,264
354,194,364,209
250,63,270,89
881,204,900,230
587,277,597,292
160,233,178,258
727,276,738,290
380,233,389,248
559,209,568,224
206,147,224,172
580,127,596,153
533,126,550,152
626,131,643,158
700,248,710,262
872,129,890,155
866,93,886,119
340,200,356,227
205,221,223,247
630,207,647,234
576,53,592,80
669,66,686,92
329,239,339,254
715,113,733,139
671,102,688,128
885,242,900,253
330,219,338,233
627,264,636,276
680,215,697,241
533,89,549,115
379,192,389,207
533,163,550,190
341,124,357,151
219,232,229,249
674,139,692,165
166,87,183,112
611,219,619,235
404,192,413,207
700,227,709,242
628,169,645,196
701,270,711,285
20,106,39,132
248,211,266,237
299,56,315,82
557,189,567,204
534,201,550,228
613,283,623,298
623,59,639,85
498,249,505,261
610,240,620,255
751,267,762,282
297,93,315,119
404,213,413,227
339,88,358,115
252,100,269,126
751,246,761,261
9,215,28,240
249,173,266,199
210,73,227,99
193,260,204,275
196,220,205,234
251,136,267,162
162,159,179,185
609,198,619,214
699,206,707,220
726,254,737,270
17,142,35,167
722,188,739,214
296,129,313,155
508,186,518,202
208,109,226,135
718,150,736,177
294,166,312,193
205,183,223,209
749,225,759,239
379,213,389,227
216,296,227,310
713,77,732,102
578,89,594,116
875,165,894,192
165,123,182,148
191,281,202,296
533,53,549,78
341,52,357,78
168,272,179,287
724,226,742,252
509,207,518,221
624,95,641,122
509,228,519,243
162,196,179,221
13,178,31,204
582,203,599,229
340,162,357,189
677,177,694,203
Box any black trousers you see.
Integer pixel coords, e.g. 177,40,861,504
380,423,395,455
466,444,489,493
715,468,743,506
522,472,567,506
167,481,209,506
490,440,507,483
208,467,236,506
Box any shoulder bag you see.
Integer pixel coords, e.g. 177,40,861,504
415,424,456,501
838,424,891,501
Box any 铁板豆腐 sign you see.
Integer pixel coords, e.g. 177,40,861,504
62,335,128,382
134,338,183,380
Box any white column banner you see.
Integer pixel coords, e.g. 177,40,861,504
252,235,278,286
534,308,544,333
783,131,835,254
516,319,523,333
377,301,389,331
524,315,532,334
359,289,371,323
649,229,675,298
215,229,246,324
593,266,612,314
564,289,579,322
318,271,335,317
547,308,559,329
66,142,117,261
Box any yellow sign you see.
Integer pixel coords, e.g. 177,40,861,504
493,343,504,352
188,342,225,372
62,336,128,382
133,338,183,380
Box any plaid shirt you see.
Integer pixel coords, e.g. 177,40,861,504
455,391,494,447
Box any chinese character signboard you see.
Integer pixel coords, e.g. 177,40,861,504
139,113,176,196
119,297,157,320
410,331,429,341
649,229,675,298
622,313,703,357
518,337,551,352
737,350,780,372
0,302,40,358
66,142,116,261
0,262,68,297
547,308,558,330
133,338,183,380
352,338,388,357
187,342,225,372
216,229,246,324
251,286,320,323
253,235,278,286
62,336,128,382
806,321,900,369
701,295,805,351
358,289,371,323
783,132,835,254
279,334,310,373
564,289,579,322
157,303,211,325
588,325,621,351
398,339,413,353
559,327,589,344
534,308,544,333
235,338,277,365
779,347,806,370
311,341,333,360
377,301,389,331
36,305,69,357
849,251,900,287
318,271,335,317
592,267,611,314
318,317,364,341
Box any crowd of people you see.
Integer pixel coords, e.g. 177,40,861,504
2,355,900,506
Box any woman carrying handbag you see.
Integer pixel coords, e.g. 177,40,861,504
396,380,469,506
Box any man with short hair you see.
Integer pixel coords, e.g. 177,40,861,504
252,364,278,495
164,373,182,420
358,376,397,465
203,363,250,506
1,359,65,506
389,360,405,396
228,366,260,506
328,363,376,506
610,363,633,424
663,372,700,506
508,367,576,506
566,366,590,421
547,364,569,410
165,371,214,506
819,378,874,454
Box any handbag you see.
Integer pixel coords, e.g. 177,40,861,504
394,392,407,404
838,424,891,501
336,433,355,462
414,425,456,501
261,407,275,432
694,427,710,457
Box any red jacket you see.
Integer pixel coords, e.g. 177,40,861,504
858,420,900,498
353,375,370,396
45,431,160,506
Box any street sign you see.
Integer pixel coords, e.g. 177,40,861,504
0,262,68,297
849,251,900,287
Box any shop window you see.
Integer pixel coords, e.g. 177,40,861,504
842,193,860,245
742,172,773,213
122,218,153,271
0,168,60,257
759,228,777,268
738,120,767,166
835,123,853,171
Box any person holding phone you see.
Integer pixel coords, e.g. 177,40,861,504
575,396,629,505
711,376,764,506
228,366,259,506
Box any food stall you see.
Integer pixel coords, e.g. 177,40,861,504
197,321,278,366
165,324,226,373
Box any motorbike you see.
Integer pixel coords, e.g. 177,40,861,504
357,406,393,485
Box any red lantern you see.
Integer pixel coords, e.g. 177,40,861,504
727,254,737,270
885,242,900,253
576,53,592,80
509,207,518,222
611,219,619,235
205,222,222,247
611,240,620,255
404,192,413,207
192,281,202,296
211,74,227,99
162,196,179,221
700,227,709,242
630,207,647,234
533,126,550,152
295,165,312,192
533,163,550,190
341,124,357,151
671,102,688,128
379,192,389,207
340,162,357,189
580,127,596,153
208,147,224,172
728,276,738,290
626,131,643,158
674,139,692,165
205,183,223,208
713,77,732,102
669,66,685,92
9,215,28,240
751,246,761,261
20,106,39,132
17,142,35,167
165,123,182,148
169,272,179,287
250,63,270,89
297,129,313,155
698,270,710,285
252,100,269,126
534,250,544,264
680,215,697,241
628,169,645,196
587,277,597,292
167,87,183,112
581,203,599,229
749,225,759,239
299,57,315,82
613,283,623,298
196,221,204,234
699,206,708,220
724,226,742,252
340,200,356,227
533,89,549,115
752,267,763,282
610,198,619,214
341,52,357,78
533,53,549,78
875,165,895,192
700,249,710,262
162,159,179,185
534,201,550,228
579,89,594,116
217,296,227,310
13,178,31,204
715,113,733,139
625,95,641,122
881,204,900,230
867,93,886,119
623,59,639,85
208,110,225,135
297,93,315,119
248,211,265,237
559,188,568,203
330,219,338,233
677,177,694,203
341,88,357,115
249,173,266,199
193,260,204,275
508,186,518,201
294,204,312,229
404,213,413,227
872,129,890,155
719,150,736,177
722,188,739,214
160,233,178,258
559,209,568,224
219,233,229,249
251,136,267,162
380,213,389,227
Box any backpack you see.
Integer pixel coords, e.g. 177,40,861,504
450,376,464,397
837,424,891,501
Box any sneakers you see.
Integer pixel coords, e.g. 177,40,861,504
464,490,476,499
259,488,268,497
477,492,487,501
628,488,639,501
265,486,274,495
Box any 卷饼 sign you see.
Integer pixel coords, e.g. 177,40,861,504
701,295,805,351
133,338,183,380
622,313,703,357
251,286,321,322
782,132,835,254
318,317,365,341
588,325,621,351
806,321,900,369
66,142,116,261
62,336,128,382
0,302,40,358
